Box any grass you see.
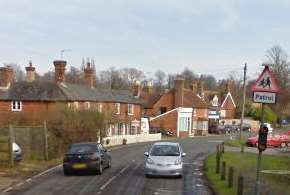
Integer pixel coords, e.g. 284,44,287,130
224,139,246,147
205,152,290,195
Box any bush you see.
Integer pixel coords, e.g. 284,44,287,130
122,138,127,145
250,105,277,124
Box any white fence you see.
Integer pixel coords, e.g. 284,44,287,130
102,133,162,147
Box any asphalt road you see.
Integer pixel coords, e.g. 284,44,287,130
5,137,224,195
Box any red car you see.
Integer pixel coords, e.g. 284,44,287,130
247,133,290,148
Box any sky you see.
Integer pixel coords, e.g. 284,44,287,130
1,0,290,80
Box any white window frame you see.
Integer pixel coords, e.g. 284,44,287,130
98,103,103,112
74,102,79,110
128,104,134,115
115,103,120,115
11,101,22,112
85,102,90,110
179,117,191,131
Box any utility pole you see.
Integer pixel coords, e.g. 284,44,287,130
239,63,247,140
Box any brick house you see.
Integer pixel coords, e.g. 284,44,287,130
0,60,142,136
136,76,209,137
194,79,236,128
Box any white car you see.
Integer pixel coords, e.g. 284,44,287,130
13,143,22,161
263,123,273,134
144,142,186,178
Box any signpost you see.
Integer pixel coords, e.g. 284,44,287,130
251,65,280,195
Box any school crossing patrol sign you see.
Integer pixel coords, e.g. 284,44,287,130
251,65,280,104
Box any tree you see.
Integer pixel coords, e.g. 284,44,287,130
181,68,196,88
4,63,25,82
202,74,217,90
66,66,85,84
154,70,166,93
121,68,145,86
265,45,290,124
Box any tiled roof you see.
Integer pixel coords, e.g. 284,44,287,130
183,89,208,108
0,81,142,104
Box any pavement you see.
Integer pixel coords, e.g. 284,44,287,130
1,136,225,195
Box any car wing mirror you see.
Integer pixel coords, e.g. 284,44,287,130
181,153,187,157
144,152,149,157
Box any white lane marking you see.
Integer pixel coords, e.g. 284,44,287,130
1,164,62,193
3,187,13,193
99,176,117,190
119,165,130,174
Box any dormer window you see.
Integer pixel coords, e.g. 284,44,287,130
11,101,22,111
212,95,219,107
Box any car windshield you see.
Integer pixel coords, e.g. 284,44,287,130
150,145,180,156
69,145,95,153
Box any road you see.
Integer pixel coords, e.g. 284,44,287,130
4,137,224,195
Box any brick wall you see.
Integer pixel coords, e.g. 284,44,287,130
221,97,236,118
145,91,175,116
150,110,178,136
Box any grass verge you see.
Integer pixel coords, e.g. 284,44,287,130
224,139,246,147
205,152,290,195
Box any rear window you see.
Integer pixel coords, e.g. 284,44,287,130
150,145,180,156
69,145,96,153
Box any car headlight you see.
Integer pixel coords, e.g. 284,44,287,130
174,158,182,165
146,158,154,165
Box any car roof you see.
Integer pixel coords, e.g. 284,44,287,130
153,142,179,146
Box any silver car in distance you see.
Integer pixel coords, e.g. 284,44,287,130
144,142,186,177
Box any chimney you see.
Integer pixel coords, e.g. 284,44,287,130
0,66,14,88
84,60,95,88
53,60,67,83
143,80,153,94
132,80,141,97
174,75,184,107
190,81,197,94
196,79,204,97
25,61,36,82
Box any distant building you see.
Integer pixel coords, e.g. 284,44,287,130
136,75,209,137
0,60,142,136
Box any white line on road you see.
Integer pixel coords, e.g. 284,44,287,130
119,164,130,174
100,176,117,190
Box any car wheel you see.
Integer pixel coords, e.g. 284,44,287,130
97,163,103,175
107,159,111,168
63,168,71,176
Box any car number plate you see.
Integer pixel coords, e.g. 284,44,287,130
72,163,87,169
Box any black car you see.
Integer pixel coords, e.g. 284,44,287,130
63,142,111,175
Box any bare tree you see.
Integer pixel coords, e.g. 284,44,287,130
154,70,166,93
265,45,290,124
122,68,145,86
181,68,196,88
4,63,25,82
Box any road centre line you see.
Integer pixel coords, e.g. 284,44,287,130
99,176,117,190
119,164,130,174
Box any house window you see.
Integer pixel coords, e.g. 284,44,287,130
74,102,79,110
118,123,124,135
220,110,226,117
11,101,22,111
128,104,134,115
115,103,120,114
85,102,90,110
179,117,191,131
98,103,103,112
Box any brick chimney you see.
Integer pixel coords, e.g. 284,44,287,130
143,80,153,94
174,75,184,108
196,79,204,97
0,66,14,88
84,61,95,88
25,61,36,82
53,60,66,83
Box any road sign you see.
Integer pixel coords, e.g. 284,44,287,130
253,91,276,104
251,66,280,93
